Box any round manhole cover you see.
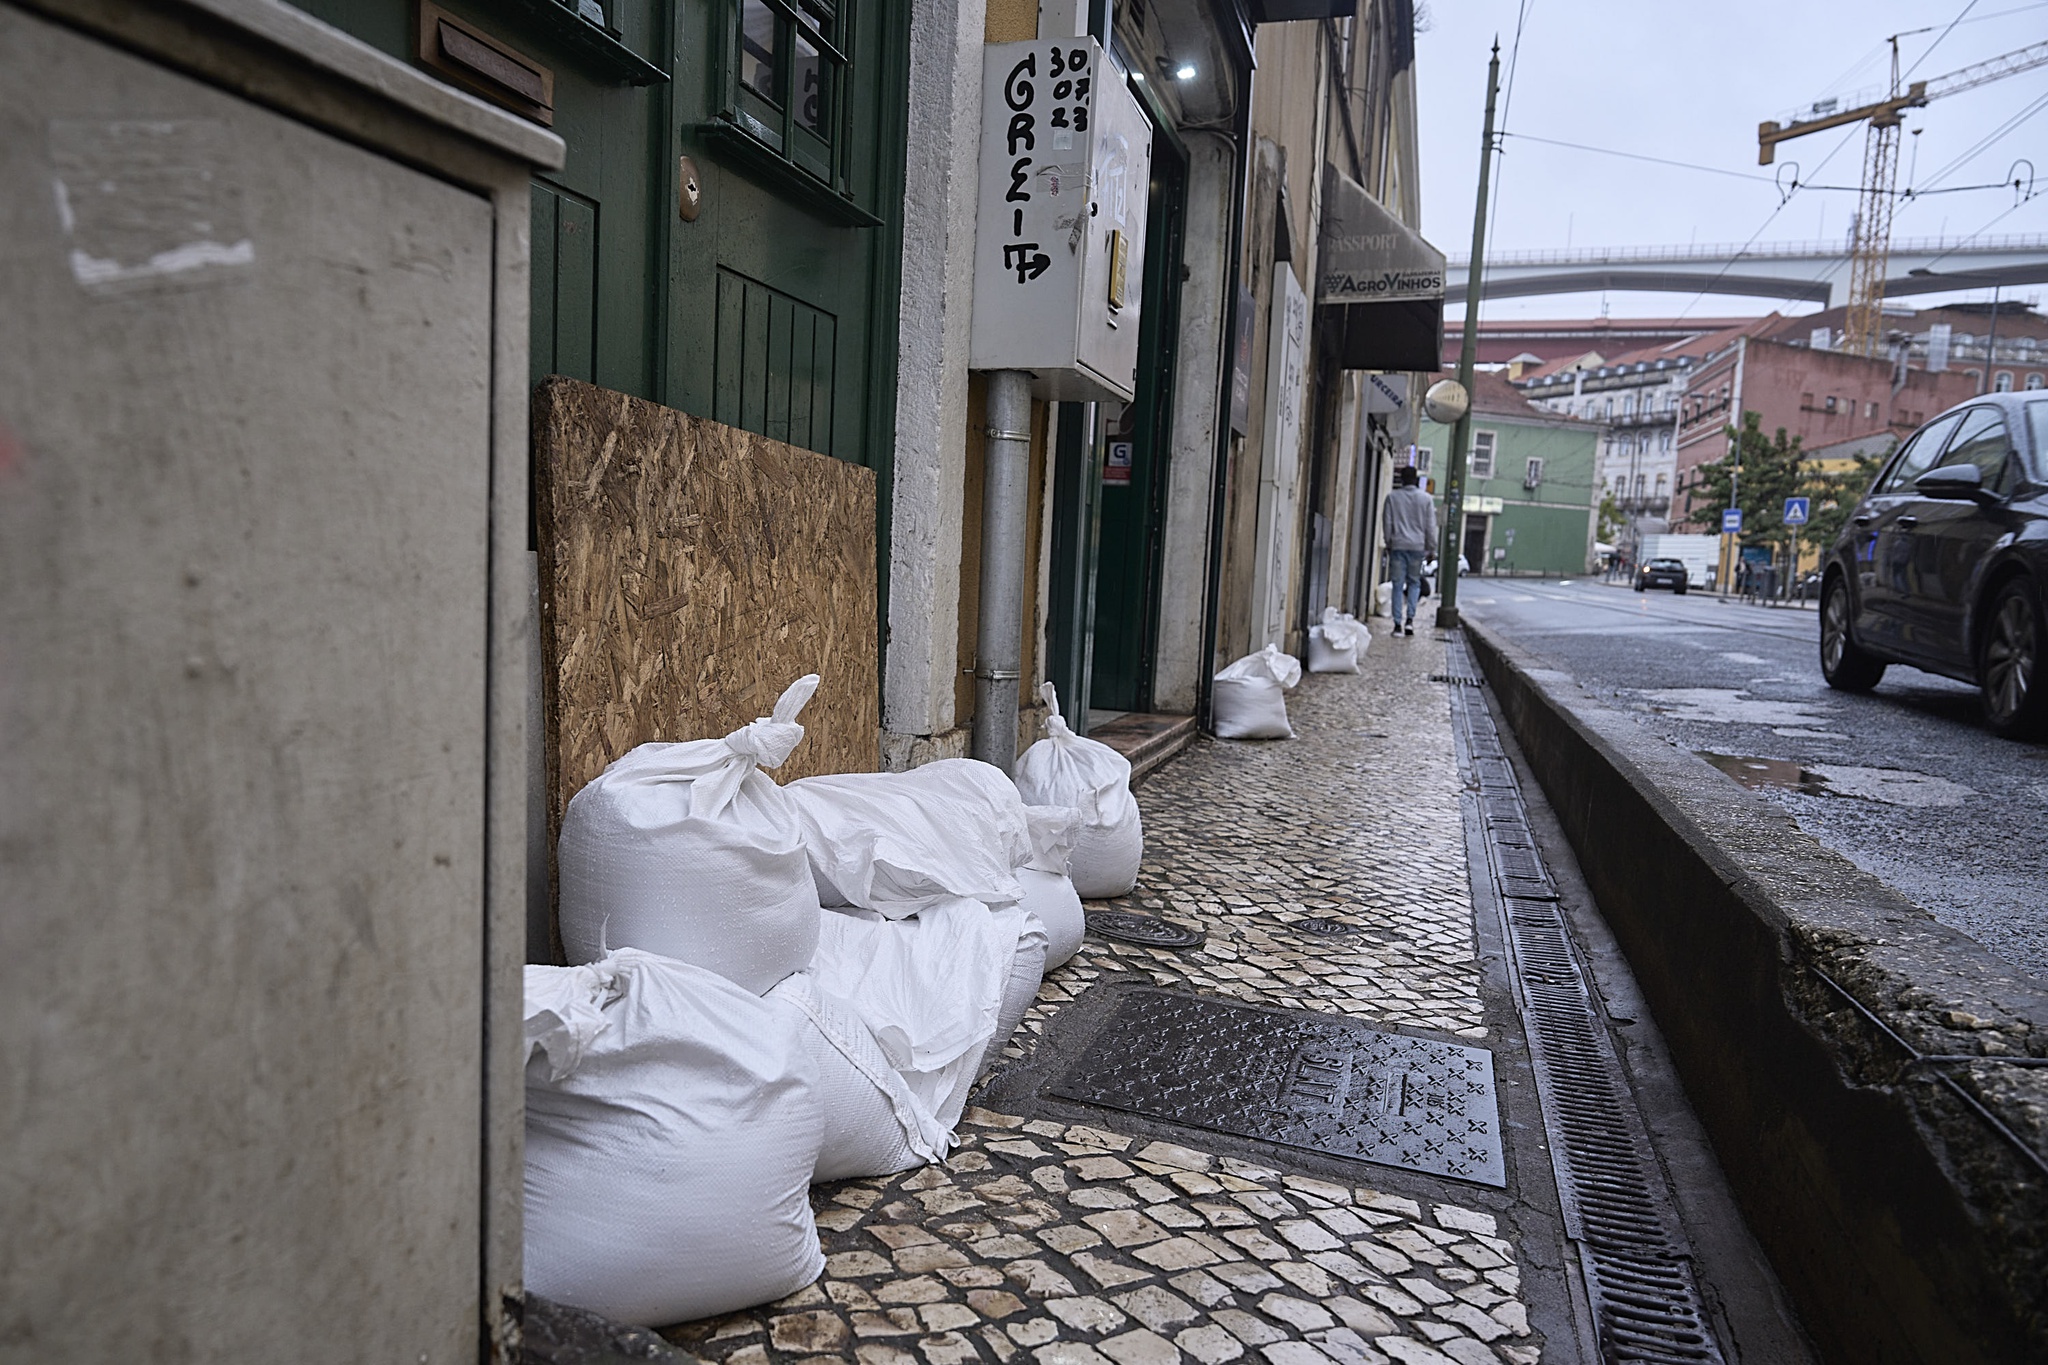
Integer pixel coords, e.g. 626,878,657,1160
1289,916,1364,939
1087,911,1207,949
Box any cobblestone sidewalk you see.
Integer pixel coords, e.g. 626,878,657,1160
666,634,1546,1365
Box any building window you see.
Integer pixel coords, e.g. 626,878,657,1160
1414,446,1434,473
1659,429,1672,452
1866,401,1878,419
1470,430,1497,479
1633,473,1645,497
1524,456,1544,489
1824,395,1837,413
1654,472,1668,496
1995,371,2015,393
722,0,851,192
2027,373,2044,391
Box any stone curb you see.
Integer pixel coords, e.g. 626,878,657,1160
1461,618,2048,1365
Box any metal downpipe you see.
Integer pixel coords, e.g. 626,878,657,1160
973,369,1033,774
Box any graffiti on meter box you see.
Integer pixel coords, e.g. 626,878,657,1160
1000,45,1093,284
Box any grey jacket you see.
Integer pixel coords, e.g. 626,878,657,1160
1383,486,1438,554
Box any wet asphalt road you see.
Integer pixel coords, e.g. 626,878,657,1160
1459,577,2048,986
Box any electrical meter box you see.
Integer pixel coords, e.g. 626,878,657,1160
970,38,1152,402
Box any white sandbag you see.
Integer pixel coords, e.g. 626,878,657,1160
769,972,947,1182
809,899,1017,1128
1307,607,1371,674
523,951,825,1326
1017,869,1083,968
1212,644,1301,740
1016,805,1086,968
1015,683,1144,898
557,676,822,995
988,905,1050,1060
788,759,1030,917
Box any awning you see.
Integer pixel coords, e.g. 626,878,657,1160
1316,169,1445,372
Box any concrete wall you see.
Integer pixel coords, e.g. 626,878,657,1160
0,2,556,1358
1467,620,2048,1365
883,0,988,756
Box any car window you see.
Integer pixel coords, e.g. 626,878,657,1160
1935,407,2014,495
1876,410,1966,494
2027,400,2048,480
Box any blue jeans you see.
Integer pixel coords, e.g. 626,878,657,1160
1389,549,1426,627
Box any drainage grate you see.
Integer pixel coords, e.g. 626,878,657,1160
1447,637,1728,1364
1289,916,1366,939
1430,671,1486,686
1086,911,1207,949
1050,989,1505,1185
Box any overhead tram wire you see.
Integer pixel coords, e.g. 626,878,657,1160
1479,0,1534,316
1669,125,1866,322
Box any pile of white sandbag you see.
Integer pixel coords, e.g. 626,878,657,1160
1307,607,1371,673
1014,683,1143,900
535,680,1103,1326
1213,643,1302,739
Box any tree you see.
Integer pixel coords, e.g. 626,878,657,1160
1597,491,1626,544
1800,442,1893,554
1680,411,1805,544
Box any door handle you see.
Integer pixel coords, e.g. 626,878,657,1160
1895,515,1918,529
1853,514,1875,526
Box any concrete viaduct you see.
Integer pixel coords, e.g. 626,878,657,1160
1444,234,2048,307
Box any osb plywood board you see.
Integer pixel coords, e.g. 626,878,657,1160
534,377,879,840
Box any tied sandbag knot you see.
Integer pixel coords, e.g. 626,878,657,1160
722,674,820,771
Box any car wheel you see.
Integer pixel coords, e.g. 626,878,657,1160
1820,574,1886,692
1979,577,2046,739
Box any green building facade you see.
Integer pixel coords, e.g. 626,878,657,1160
1417,372,1600,577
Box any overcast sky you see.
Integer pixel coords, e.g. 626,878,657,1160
1412,0,2048,321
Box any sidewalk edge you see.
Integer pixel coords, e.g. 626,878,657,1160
1462,618,2048,1365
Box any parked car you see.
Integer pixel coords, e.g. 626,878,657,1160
1634,557,1690,594
1819,393,2048,738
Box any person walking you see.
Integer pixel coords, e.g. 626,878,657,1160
1382,466,1438,636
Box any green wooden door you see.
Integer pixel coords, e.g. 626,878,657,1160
1089,127,1187,713
666,0,907,471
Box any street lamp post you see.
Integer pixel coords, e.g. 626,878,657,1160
1435,40,1501,631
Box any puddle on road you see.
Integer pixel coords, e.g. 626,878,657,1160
1700,753,1976,807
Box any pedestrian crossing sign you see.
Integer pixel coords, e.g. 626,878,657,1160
1783,497,1810,526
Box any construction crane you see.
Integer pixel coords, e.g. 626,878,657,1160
1758,37,2048,357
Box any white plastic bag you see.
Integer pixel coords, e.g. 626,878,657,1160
809,899,1030,1130
788,759,1030,917
1212,644,1301,740
523,950,825,1326
556,676,822,995
1307,607,1371,674
769,971,947,1182
1015,683,1144,898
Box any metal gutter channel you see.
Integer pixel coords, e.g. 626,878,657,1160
1448,635,1728,1365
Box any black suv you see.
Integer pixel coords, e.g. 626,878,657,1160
1634,558,1689,593
1819,393,2048,738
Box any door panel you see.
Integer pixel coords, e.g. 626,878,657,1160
532,181,599,385
1858,410,1965,649
1914,408,2017,661
1090,125,1188,712
714,267,839,451
669,0,904,470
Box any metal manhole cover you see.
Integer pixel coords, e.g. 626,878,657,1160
1289,917,1365,939
1049,989,1505,1186
1087,912,1207,949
